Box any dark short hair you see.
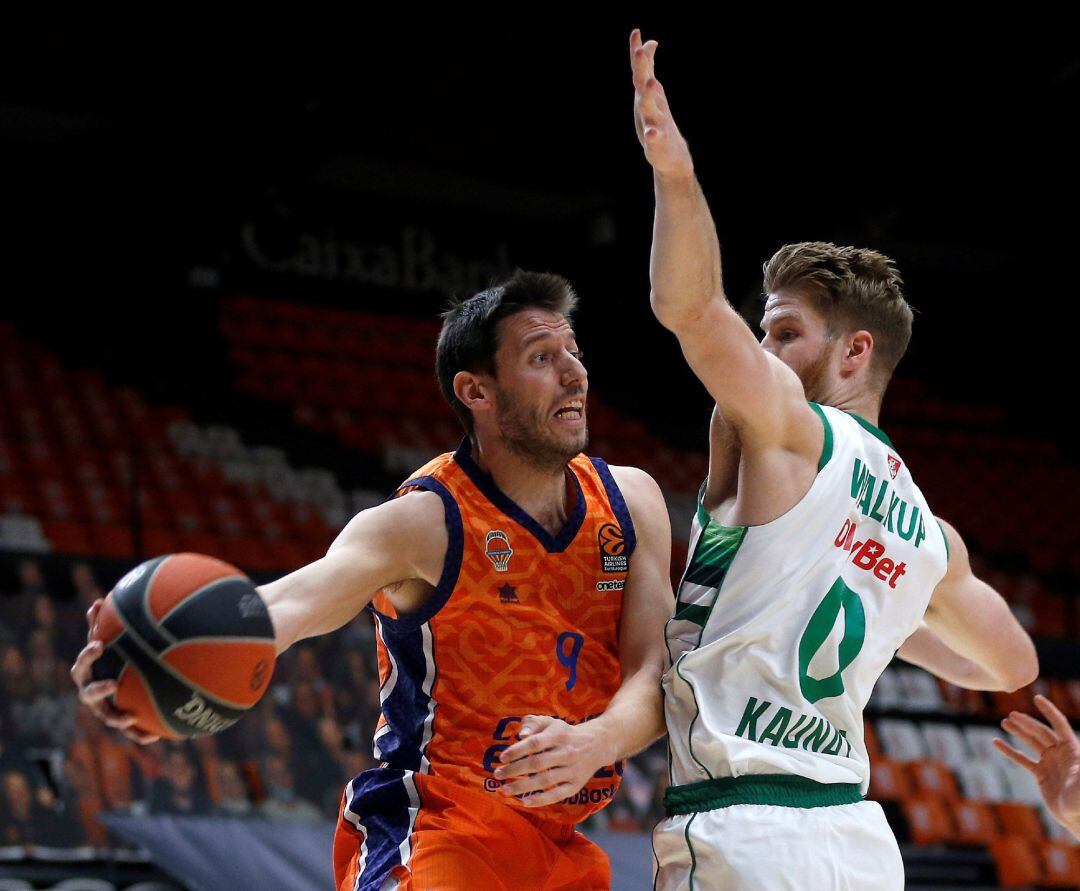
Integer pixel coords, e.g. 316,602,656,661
763,242,914,389
436,270,578,435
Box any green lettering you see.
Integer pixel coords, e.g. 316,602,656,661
782,714,810,748
914,517,926,549
734,697,772,741
857,472,877,516
885,494,900,533
869,479,889,522
758,707,793,747
850,459,869,498
897,503,920,542
823,725,844,755
803,719,833,752
798,577,867,704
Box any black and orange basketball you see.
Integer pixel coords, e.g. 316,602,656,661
90,553,276,739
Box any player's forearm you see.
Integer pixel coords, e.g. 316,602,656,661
649,170,726,332
902,618,1037,692
588,662,666,764
898,623,1017,691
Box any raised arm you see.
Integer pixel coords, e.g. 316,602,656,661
72,490,448,742
898,518,1038,692
494,466,673,806
630,29,818,454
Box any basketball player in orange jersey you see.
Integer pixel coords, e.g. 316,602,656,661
72,271,673,890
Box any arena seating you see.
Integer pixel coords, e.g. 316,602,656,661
2,303,1078,890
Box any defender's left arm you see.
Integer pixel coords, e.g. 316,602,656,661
898,518,1038,692
496,466,673,806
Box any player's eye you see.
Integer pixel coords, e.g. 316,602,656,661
780,330,798,342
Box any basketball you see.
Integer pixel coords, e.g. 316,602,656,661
90,553,277,739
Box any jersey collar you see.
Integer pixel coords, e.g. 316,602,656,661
453,438,586,554
847,412,894,449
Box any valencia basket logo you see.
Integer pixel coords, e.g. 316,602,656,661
598,523,627,573
485,530,514,572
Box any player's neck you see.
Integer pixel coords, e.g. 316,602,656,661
819,384,882,428
469,438,573,533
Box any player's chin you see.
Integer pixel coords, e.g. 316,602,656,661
551,420,588,453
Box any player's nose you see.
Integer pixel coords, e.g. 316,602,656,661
561,351,588,387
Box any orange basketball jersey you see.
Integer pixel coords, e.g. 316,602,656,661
337,439,634,888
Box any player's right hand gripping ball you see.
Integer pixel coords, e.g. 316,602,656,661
90,553,276,739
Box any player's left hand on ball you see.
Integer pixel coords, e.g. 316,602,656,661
629,28,693,179
70,600,161,746
494,715,612,807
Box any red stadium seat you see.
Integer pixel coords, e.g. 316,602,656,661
89,523,135,559
43,519,94,555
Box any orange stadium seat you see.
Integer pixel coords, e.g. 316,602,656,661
950,799,1001,846
990,836,1044,887
902,796,956,846
909,759,961,801
868,756,913,802
1039,841,1080,888
996,803,1047,842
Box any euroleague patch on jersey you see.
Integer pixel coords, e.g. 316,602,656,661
887,454,902,479
597,523,628,573
485,530,514,572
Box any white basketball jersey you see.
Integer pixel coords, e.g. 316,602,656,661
664,404,949,793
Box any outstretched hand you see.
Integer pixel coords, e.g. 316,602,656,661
494,715,614,808
994,694,1080,837
70,598,160,745
630,29,693,179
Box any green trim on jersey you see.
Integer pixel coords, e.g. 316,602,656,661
682,519,748,591
674,657,714,779
937,518,951,559
665,774,864,815
848,412,894,449
809,402,835,471
684,812,700,890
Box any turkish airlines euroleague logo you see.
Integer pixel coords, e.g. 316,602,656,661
598,523,628,573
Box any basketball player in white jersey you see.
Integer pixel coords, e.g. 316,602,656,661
630,29,1039,890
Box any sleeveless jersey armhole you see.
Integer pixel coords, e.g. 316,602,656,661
808,402,834,472
589,457,637,559
365,475,464,629
936,518,951,560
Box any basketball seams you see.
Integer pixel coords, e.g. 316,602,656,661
155,575,247,627
143,556,179,646
118,651,181,741
108,595,258,715
158,635,276,649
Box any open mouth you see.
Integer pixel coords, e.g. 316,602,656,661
554,399,585,421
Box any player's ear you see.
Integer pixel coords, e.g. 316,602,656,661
841,330,874,378
453,371,493,414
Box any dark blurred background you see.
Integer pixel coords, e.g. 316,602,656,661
1,7,1078,890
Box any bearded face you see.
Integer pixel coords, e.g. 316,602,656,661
494,380,588,473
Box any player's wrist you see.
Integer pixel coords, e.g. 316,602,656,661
581,714,621,768
653,164,696,186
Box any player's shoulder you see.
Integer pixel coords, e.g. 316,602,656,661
604,464,666,514
339,487,447,541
